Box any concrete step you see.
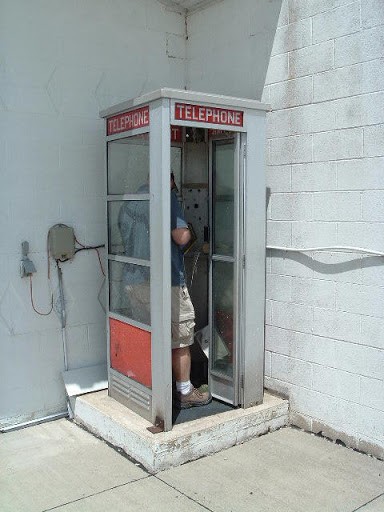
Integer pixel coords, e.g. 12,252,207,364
74,390,288,473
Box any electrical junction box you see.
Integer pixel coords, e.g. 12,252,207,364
49,225,75,260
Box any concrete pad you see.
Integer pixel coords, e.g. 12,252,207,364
74,390,289,473
52,476,208,511
159,428,384,512
0,419,146,512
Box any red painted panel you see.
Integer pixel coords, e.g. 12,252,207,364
109,318,152,388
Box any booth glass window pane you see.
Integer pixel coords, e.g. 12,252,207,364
108,134,149,195
108,201,150,258
213,142,234,257
109,260,150,326
212,260,234,378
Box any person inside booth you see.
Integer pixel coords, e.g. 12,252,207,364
118,173,211,409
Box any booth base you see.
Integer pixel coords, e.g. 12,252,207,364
73,390,289,473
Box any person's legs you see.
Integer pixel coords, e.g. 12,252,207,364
172,346,191,383
171,286,211,408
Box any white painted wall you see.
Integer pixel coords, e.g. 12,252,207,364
262,0,384,458
0,0,186,427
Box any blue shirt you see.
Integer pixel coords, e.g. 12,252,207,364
171,189,187,286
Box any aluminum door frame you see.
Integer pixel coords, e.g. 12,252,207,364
149,98,173,431
241,112,266,408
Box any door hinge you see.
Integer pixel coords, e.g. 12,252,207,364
243,144,247,159
242,255,246,268
240,374,244,389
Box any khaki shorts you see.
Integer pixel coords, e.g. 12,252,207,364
171,285,195,349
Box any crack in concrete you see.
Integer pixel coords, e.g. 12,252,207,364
155,475,215,512
41,475,152,512
351,491,384,512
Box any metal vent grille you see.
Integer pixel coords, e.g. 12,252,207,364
111,372,151,412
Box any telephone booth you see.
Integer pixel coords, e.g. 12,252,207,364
101,89,268,432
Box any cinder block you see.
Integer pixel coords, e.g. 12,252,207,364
313,128,363,162
312,250,362,284
360,377,384,412
271,353,312,387
290,411,312,431
335,26,384,67
289,0,354,22
291,277,336,309
364,124,384,158
265,54,289,85
266,274,292,302
267,103,337,137
270,250,314,278
334,341,384,380
337,157,384,190
277,0,289,27
292,221,338,247
292,162,337,192
266,325,337,368
271,300,313,333
271,192,313,221
312,365,360,403
261,85,271,104
265,299,273,324
312,2,360,44
313,191,361,221
361,0,384,29
336,282,384,318
338,222,384,253
266,165,292,193
362,190,384,222
264,350,272,377
356,404,384,441
311,418,360,449
335,93,384,130
289,40,334,79
314,60,384,102
358,437,384,460
269,135,312,165
361,258,384,291
313,308,361,343
266,220,292,246
270,76,312,110
272,18,312,56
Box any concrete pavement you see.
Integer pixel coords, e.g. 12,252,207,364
1,419,383,512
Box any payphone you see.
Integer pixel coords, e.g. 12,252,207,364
101,89,268,431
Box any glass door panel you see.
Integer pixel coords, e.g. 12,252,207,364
210,137,240,405
212,260,234,378
212,142,235,257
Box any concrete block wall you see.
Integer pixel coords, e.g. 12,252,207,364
0,0,186,427
263,0,384,457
